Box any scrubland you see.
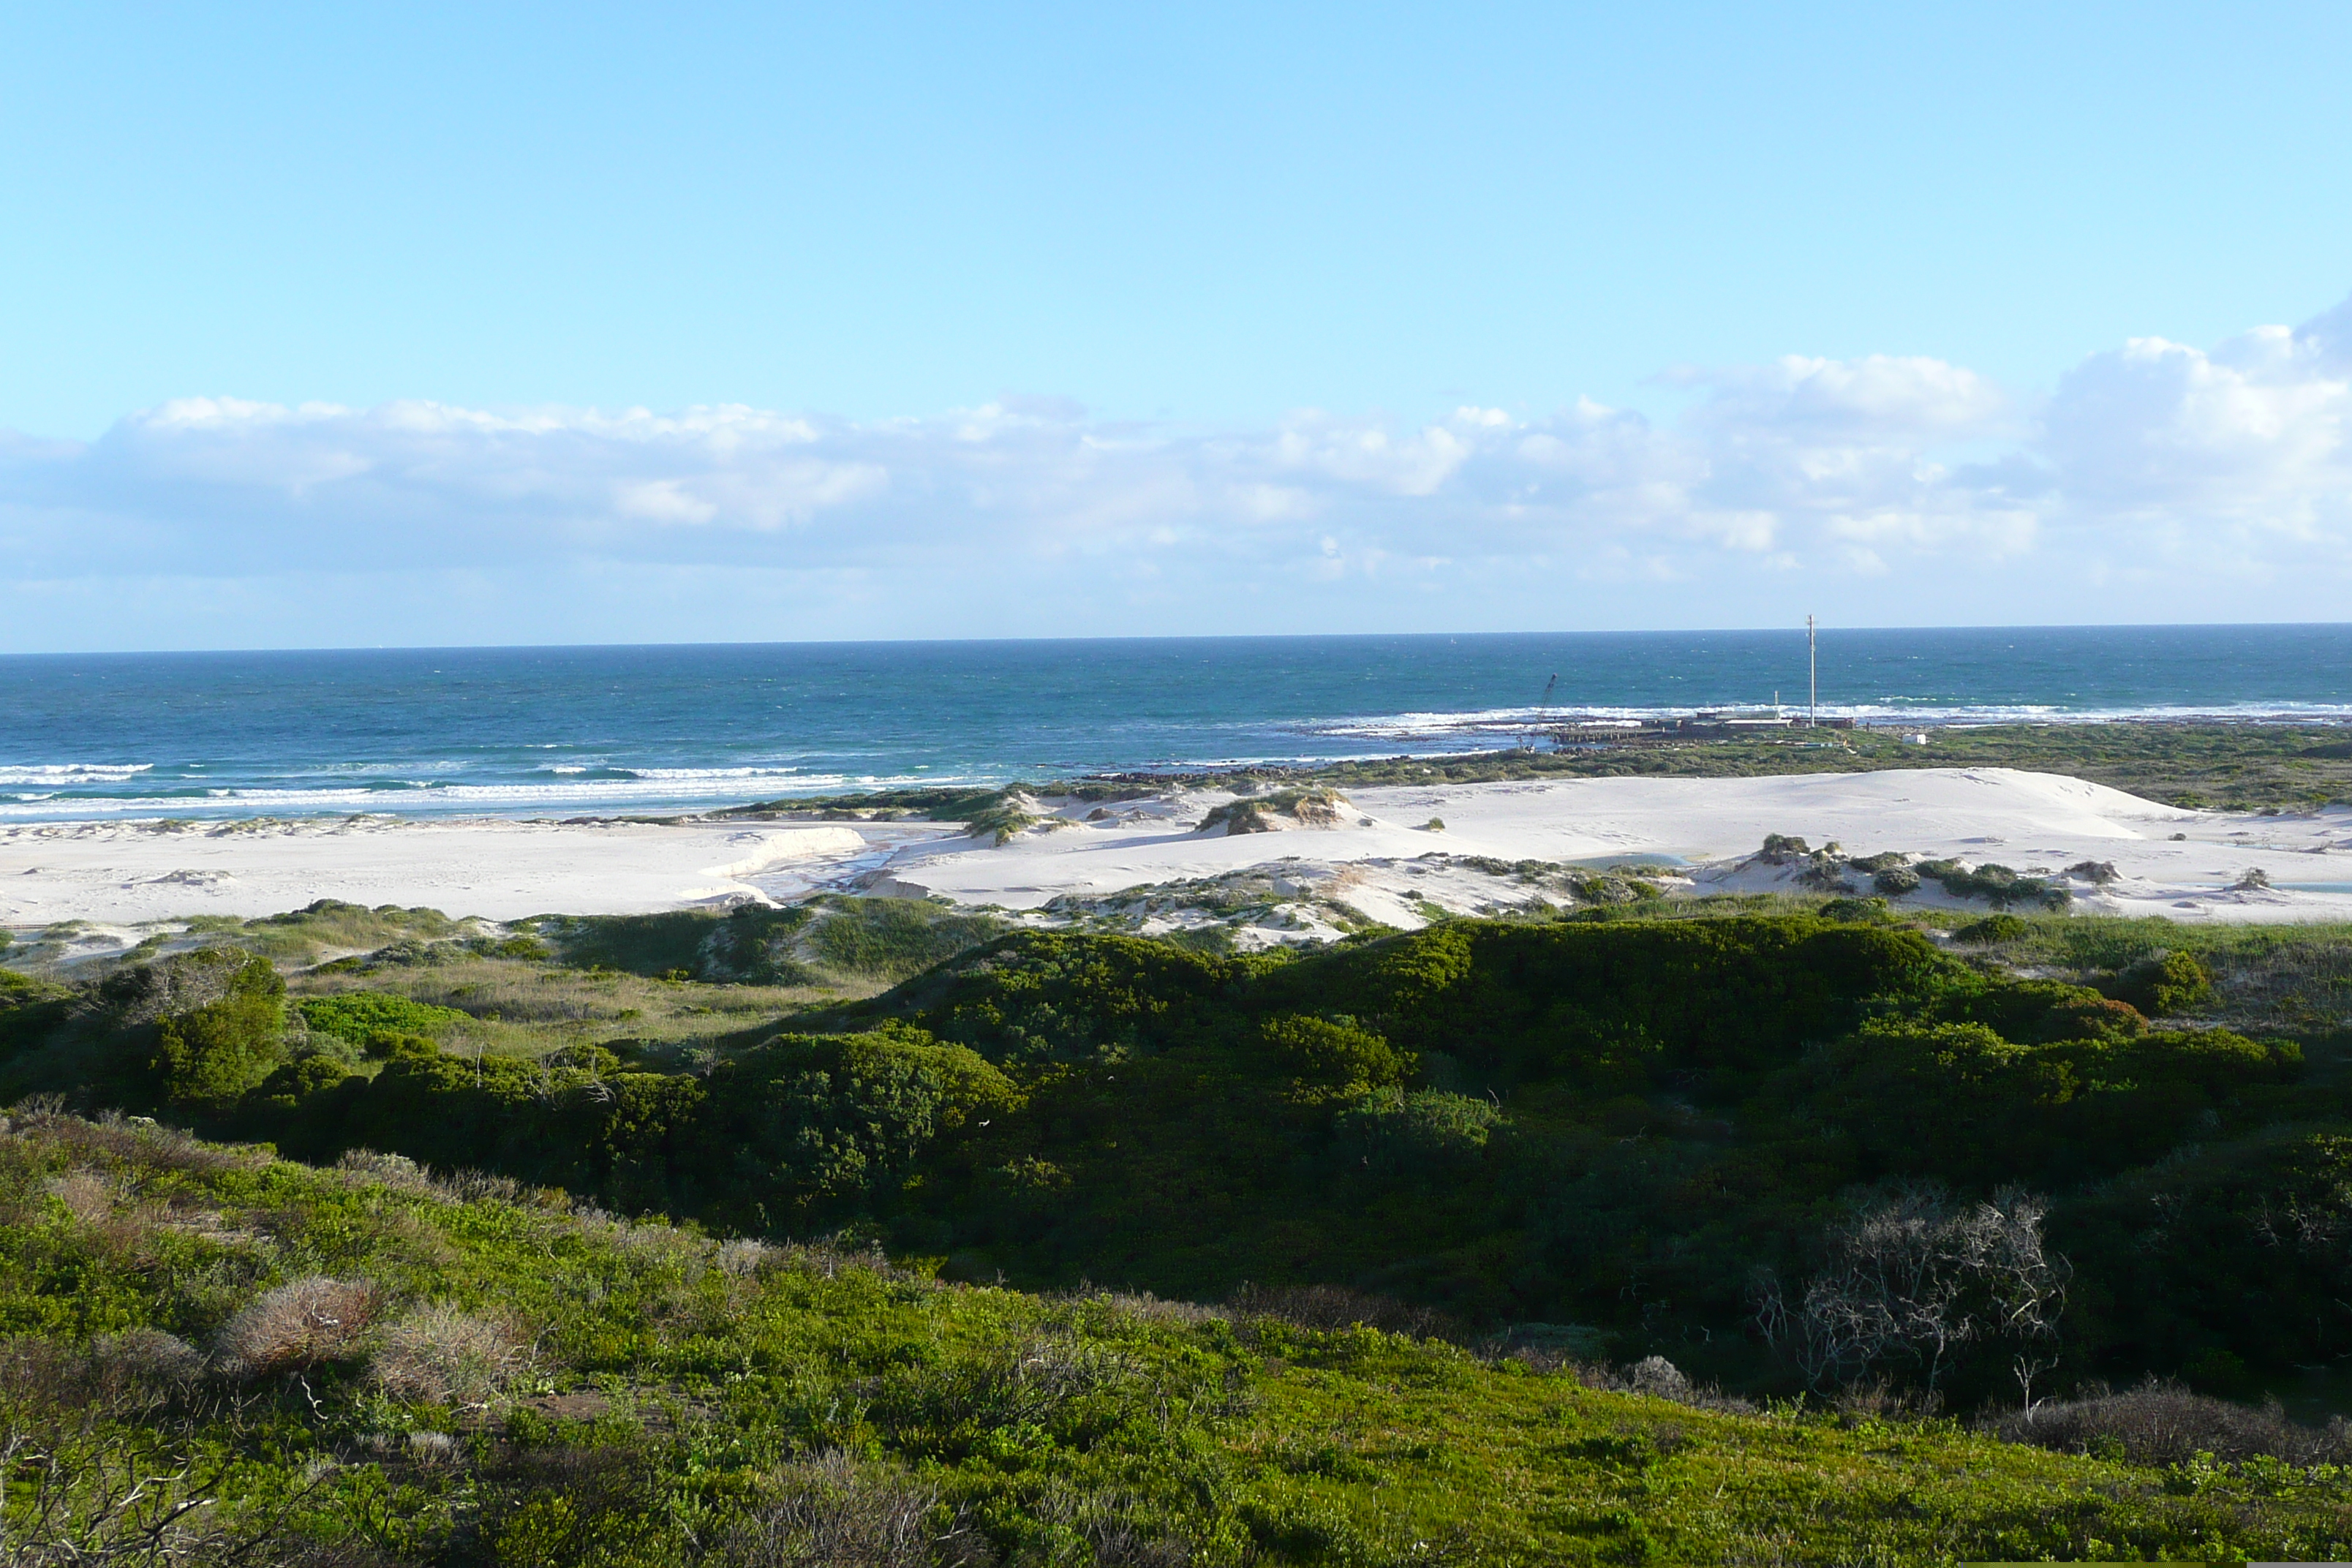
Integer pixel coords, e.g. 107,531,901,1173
15,876,2352,1559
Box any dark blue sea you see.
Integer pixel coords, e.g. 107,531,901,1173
3,626,2349,822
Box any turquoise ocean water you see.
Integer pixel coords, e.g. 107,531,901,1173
2,626,2348,822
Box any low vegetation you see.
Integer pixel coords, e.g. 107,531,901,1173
18,891,2352,1558
4,1108,2352,1564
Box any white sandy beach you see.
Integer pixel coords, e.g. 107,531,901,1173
0,816,867,927
7,768,2352,948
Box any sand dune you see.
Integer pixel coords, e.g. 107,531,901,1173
867,768,2352,929
6,769,2350,942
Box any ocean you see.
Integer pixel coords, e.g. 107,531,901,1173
4,625,2349,823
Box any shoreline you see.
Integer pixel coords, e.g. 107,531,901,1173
11,716,2352,829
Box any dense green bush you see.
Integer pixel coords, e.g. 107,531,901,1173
1795,1019,2294,1186
1957,913,2029,943
698,1024,1019,1227
148,951,286,1112
2108,949,2217,1015
1258,1014,1414,1095
1333,1087,1505,1175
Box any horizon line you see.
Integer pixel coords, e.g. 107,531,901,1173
8,619,2352,661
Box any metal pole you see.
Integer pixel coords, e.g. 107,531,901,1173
1807,614,1817,728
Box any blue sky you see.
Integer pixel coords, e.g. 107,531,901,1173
4,2,2351,648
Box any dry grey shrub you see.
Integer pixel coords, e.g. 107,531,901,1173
333,1150,437,1195
10,1108,244,1175
433,1169,522,1205
367,1304,529,1407
1018,1480,1191,1567
1057,1289,1220,1330
1569,1355,1756,1414
214,1278,384,1380
1754,1183,2069,1396
875,1335,1137,1440
715,1238,776,1278
1227,1282,1456,1341
355,1429,464,1466
42,1171,119,1225
1993,1379,2352,1466
402,1431,461,1466
570,1210,708,1274
0,1330,204,1417
709,1450,997,1567
88,1330,206,1401
1829,1376,1944,1422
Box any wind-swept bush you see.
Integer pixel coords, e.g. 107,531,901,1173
1915,860,2071,911
1956,913,2029,944
1798,1017,2290,1185
699,1024,1020,1226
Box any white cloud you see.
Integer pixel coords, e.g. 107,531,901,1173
5,295,2352,647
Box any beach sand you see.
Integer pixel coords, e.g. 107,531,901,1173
862,767,2352,932
0,816,867,927
7,768,2351,944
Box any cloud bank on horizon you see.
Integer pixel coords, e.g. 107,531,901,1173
5,294,2351,650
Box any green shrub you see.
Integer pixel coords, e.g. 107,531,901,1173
1916,860,2070,911
1334,1087,1504,1174
296,990,470,1043
366,1030,443,1062
1956,913,2029,944
148,952,285,1111
2108,950,2216,1016
701,1024,1021,1224
1259,1014,1414,1094
1800,1018,2293,1186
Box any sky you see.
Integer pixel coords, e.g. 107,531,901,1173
3,1,2351,650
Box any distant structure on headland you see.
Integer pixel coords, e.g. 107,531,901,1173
1545,614,1852,750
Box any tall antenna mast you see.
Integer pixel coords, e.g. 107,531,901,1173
1806,614,1817,728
